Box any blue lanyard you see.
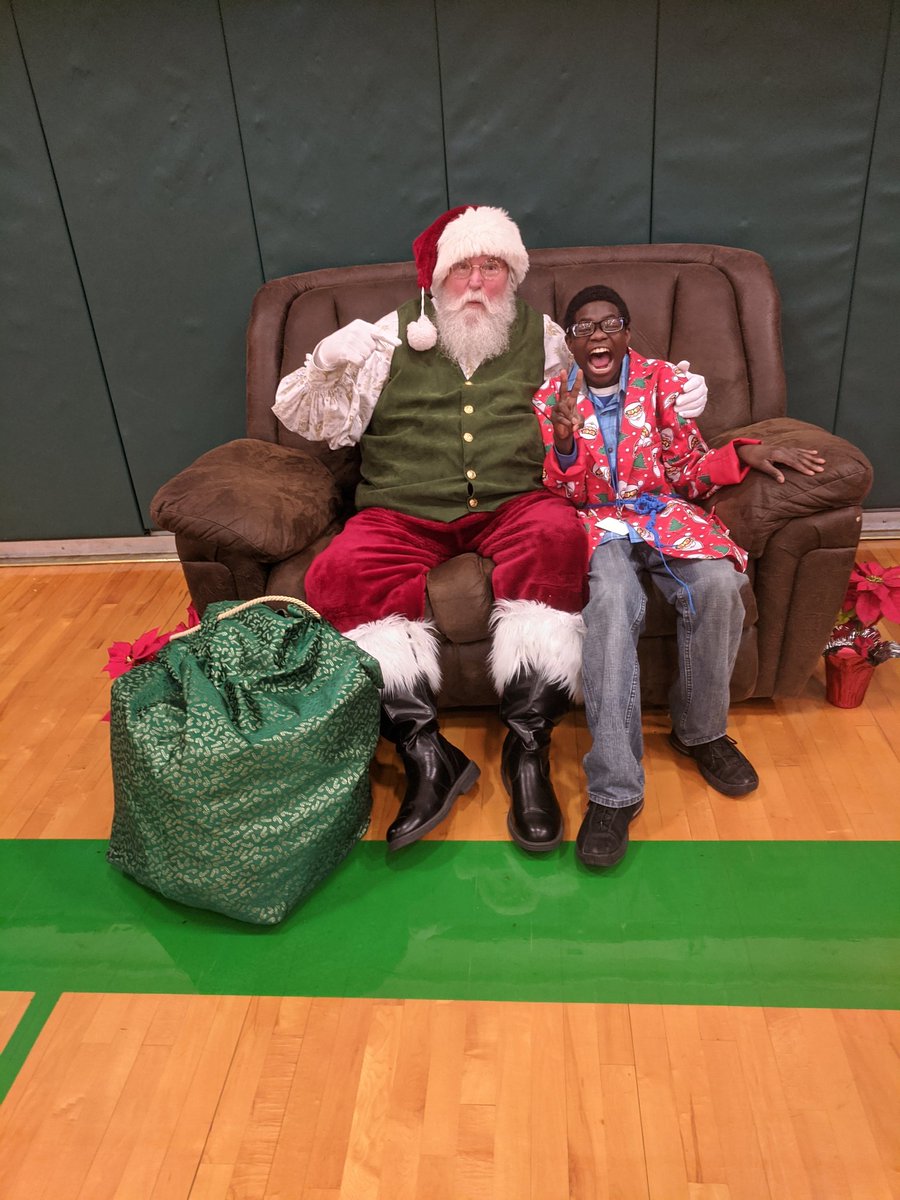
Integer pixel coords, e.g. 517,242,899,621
583,492,696,613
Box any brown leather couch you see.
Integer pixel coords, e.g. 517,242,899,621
151,244,873,707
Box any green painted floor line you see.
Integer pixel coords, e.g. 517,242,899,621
1,839,897,1102
0,991,59,1103
1,840,897,1017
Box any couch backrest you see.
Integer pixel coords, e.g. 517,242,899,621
246,243,787,483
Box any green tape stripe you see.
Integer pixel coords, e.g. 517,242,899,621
0,991,60,1104
0,841,897,1015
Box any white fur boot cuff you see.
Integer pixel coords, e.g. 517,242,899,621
489,599,584,699
344,615,442,697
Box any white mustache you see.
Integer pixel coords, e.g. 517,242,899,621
450,289,494,313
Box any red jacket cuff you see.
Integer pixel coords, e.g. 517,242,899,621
707,438,761,486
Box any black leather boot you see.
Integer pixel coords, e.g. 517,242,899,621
499,670,570,851
380,682,480,850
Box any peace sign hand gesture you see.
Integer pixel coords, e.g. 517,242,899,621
550,370,585,454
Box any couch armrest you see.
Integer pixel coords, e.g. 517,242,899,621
704,418,873,557
150,438,341,562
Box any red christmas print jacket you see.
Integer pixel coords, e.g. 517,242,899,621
532,350,757,570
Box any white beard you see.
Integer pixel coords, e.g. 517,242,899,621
431,282,517,373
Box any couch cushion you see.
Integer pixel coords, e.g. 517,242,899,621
151,439,340,562
425,553,495,643
523,257,758,441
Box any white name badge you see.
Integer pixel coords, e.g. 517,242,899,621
597,517,629,535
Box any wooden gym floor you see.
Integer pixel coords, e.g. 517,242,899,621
0,545,897,1198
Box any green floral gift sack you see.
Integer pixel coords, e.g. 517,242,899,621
108,596,382,924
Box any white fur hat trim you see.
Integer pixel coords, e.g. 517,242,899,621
432,206,529,290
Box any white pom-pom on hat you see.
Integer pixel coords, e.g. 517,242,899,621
406,288,437,350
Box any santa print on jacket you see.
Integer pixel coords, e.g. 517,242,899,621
532,349,755,570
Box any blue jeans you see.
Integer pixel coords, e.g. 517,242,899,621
581,539,748,808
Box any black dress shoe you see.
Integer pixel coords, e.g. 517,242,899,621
576,799,644,868
668,732,759,797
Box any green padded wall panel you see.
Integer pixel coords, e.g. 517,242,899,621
437,0,657,252
221,0,447,279
836,2,900,510
3,0,898,540
652,0,890,433
1,0,143,539
11,0,263,523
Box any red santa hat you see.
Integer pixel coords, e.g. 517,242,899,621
406,205,530,350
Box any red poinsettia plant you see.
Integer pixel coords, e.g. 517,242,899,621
824,560,900,666
101,604,199,720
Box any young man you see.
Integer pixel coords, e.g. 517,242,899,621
532,285,825,868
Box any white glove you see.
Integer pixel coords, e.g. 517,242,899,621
312,319,401,371
674,360,708,419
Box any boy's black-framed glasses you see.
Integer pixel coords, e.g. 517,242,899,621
567,316,626,338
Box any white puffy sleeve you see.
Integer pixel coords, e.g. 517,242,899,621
543,314,572,382
271,311,400,449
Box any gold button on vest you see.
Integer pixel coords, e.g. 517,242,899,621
463,432,474,443
466,469,477,480
468,497,478,508
464,380,473,386
464,404,474,414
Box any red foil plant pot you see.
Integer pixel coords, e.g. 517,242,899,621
824,647,876,709
822,560,900,709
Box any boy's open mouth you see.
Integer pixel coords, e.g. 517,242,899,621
588,348,613,371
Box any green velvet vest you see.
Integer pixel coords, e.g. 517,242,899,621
355,297,546,521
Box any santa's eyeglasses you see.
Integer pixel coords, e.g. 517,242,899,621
567,316,627,337
447,258,507,280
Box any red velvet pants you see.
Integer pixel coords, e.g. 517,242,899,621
304,490,589,632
